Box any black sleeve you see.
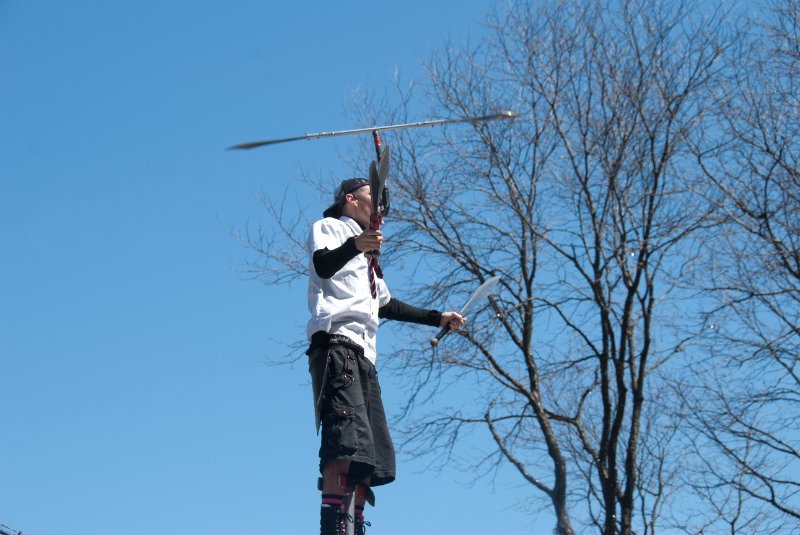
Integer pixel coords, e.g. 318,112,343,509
312,237,360,279
379,297,442,327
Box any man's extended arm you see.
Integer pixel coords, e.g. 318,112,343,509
378,298,442,326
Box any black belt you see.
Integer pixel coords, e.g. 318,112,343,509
308,331,364,356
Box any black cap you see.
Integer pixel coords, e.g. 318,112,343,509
322,178,369,218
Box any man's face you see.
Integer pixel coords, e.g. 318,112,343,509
343,185,372,228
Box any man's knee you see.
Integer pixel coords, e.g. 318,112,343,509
320,460,351,493
319,461,375,507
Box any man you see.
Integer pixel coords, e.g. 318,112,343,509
306,177,466,535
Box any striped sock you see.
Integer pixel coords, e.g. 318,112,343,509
322,493,344,511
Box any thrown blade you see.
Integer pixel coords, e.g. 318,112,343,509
227,135,309,150
228,111,519,151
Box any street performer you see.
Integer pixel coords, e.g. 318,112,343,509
306,177,466,535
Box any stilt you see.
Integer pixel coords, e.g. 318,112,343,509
342,486,356,535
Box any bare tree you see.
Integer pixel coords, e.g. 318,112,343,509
687,0,800,529
245,1,800,533
359,1,729,533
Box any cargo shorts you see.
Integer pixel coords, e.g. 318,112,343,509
307,332,396,487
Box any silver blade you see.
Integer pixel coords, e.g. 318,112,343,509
378,146,390,185
368,160,382,215
429,275,502,347
459,275,501,314
369,147,389,214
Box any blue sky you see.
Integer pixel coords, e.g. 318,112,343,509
0,2,553,534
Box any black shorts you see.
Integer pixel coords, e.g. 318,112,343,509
307,334,396,487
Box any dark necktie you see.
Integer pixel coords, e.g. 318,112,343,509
368,255,382,299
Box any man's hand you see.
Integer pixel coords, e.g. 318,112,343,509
440,311,467,332
354,229,383,252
